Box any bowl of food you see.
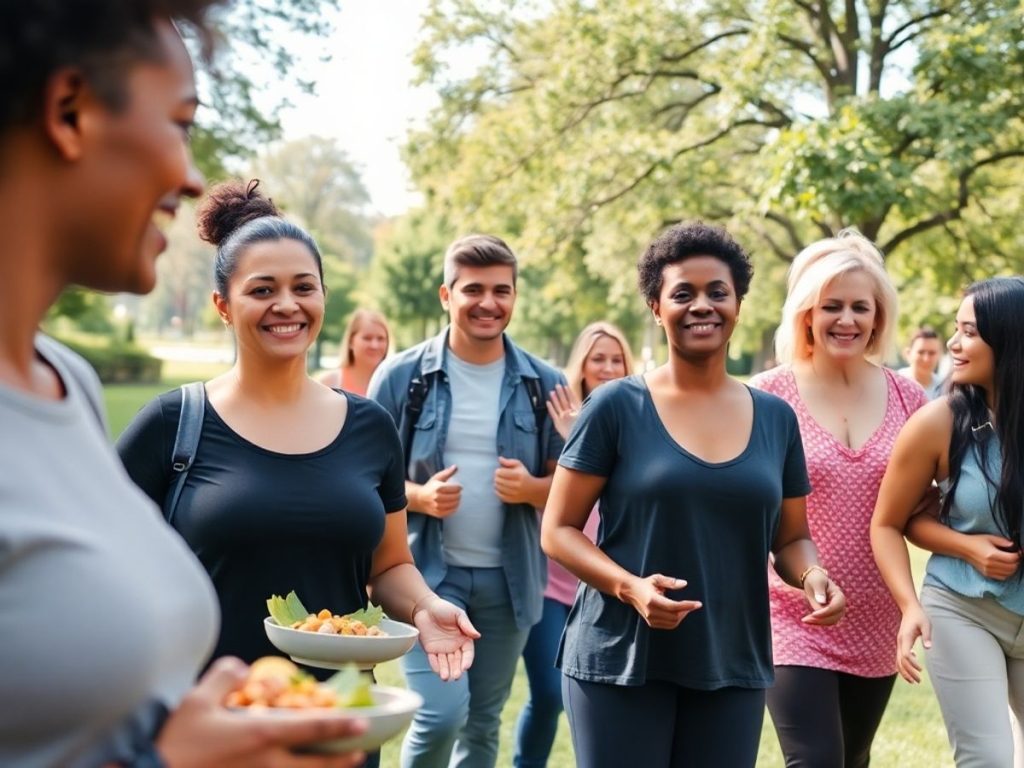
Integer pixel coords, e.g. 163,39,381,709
265,591,419,670
227,657,422,753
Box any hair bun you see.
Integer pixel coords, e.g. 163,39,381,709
196,179,280,246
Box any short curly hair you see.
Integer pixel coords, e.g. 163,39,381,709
637,222,754,305
0,1,218,134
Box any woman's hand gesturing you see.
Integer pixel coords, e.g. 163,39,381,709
620,574,703,630
546,384,581,441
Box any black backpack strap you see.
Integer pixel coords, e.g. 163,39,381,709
164,381,205,524
523,376,549,472
403,373,431,467
524,376,546,431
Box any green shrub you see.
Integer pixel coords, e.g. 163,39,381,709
59,338,162,384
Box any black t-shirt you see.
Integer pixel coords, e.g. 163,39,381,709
556,376,810,689
117,388,407,667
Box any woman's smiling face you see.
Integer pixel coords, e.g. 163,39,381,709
652,255,739,359
947,295,995,391
216,238,326,362
807,270,877,362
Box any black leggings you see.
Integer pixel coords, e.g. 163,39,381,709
767,665,896,768
562,676,765,768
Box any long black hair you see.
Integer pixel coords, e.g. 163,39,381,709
940,276,1024,552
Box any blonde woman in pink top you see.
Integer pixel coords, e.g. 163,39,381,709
318,308,390,395
513,322,634,768
750,231,928,768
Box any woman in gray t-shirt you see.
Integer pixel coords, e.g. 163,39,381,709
0,7,371,766
542,222,846,768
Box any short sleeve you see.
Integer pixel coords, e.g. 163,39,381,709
366,401,408,513
115,393,175,508
780,404,811,499
557,383,620,478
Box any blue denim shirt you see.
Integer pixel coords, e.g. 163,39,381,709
368,328,566,629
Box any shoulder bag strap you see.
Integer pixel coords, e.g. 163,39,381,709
164,381,205,524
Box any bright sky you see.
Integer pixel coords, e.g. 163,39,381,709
275,1,435,217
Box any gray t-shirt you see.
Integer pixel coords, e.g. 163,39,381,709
0,338,218,767
442,352,506,567
556,376,810,689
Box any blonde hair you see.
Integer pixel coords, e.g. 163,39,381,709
340,308,390,368
564,322,635,401
775,229,898,365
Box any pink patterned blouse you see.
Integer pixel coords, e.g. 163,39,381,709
749,365,927,677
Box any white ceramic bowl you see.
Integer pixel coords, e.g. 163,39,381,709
234,685,423,754
264,617,419,670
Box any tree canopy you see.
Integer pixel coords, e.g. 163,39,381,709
406,0,1024,356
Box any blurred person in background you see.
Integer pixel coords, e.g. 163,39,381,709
899,326,946,400
319,307,390,395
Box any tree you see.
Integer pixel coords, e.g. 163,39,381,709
249,136,374,364
371,210,451,348
406,0,1024,356
187,0,341,178
250,136,374,266
51,1,342,327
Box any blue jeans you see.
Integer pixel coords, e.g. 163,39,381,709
400,566,531,768
513,597,570,767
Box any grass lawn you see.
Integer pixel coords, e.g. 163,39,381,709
104,368,954,767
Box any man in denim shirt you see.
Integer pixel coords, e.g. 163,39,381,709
369,234,566,768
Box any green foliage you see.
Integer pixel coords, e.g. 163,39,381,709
60,338,162,384
47,288,115,334
407,0,1024,356
250,136,374,267
371,210,452,348
186,0,341,178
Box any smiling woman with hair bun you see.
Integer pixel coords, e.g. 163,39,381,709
117,179,479,766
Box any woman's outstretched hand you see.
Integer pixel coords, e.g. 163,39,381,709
413,596,480,681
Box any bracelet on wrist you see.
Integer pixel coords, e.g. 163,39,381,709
799,564,828,586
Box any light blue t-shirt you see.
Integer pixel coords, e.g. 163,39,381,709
925,433,1024,614
441,352,506,567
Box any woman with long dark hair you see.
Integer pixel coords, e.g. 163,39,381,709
872,276,1024,766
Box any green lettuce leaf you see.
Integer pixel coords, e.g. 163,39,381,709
324,664,375,708
266,590,310,627
346,602,385,627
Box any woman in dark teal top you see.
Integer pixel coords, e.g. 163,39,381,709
872,276,1024,766
541,222,846,768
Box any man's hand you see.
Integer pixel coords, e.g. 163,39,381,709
417,465,461,518
494,457,536,504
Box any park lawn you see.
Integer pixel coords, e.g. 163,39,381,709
104,371,953,767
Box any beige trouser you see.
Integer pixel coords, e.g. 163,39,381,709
922,585,1024,768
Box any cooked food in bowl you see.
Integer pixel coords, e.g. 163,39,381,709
226,657,374,710
293,609,387,636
